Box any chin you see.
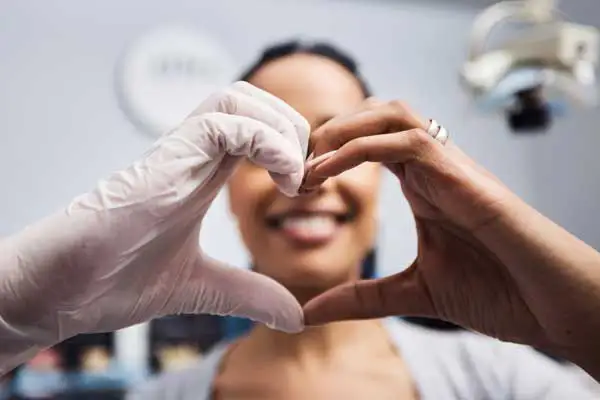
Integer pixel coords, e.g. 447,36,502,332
280,272,350,288
268,263,357,298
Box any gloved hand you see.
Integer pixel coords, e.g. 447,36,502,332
0,82,309,375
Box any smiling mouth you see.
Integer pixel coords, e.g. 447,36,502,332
265,211,354,245
266,211,353,228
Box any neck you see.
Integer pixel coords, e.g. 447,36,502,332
241,268,387,360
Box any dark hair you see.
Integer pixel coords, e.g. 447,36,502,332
238,40,372,97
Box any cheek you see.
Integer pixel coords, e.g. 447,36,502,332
337,162,381,240
338,162,381,206
228,172,272,260
227,165,274,224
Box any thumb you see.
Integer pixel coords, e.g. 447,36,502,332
303,262,436,326
172,254,304,333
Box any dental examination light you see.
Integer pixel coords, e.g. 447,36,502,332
461,0,599,132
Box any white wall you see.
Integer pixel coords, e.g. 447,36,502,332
1,0,599,280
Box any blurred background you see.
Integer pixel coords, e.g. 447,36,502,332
1,0,599,398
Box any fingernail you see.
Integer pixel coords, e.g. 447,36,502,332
305,150,337,170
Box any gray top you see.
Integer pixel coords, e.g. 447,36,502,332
129,318,598,400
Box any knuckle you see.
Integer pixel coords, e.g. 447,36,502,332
317,124,345,150
214,87,235,101
203,88,238,114
310,126,325,143
182,114,213,130
406,128,433,153
346,136,370,152
326,133,346,151
220,89,239,111
385,100,413,129
364,97,383,109
388,99,409,112
232,80,250,90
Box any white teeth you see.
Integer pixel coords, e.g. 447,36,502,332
281,215,337,236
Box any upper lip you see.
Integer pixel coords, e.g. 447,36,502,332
265,206,350,221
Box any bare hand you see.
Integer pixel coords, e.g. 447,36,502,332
302,99,553,347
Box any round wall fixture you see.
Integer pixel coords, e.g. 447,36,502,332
116,26,236,137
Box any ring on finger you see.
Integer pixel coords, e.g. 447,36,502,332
427,119,450,145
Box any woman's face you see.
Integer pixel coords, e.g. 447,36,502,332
228,53,381,300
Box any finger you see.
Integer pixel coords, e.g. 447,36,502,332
304,129,438,189
177,113,304,196
189,84,309,196
299,150,338,194
310,101,428,159
172,255,304,333
304,150,338,171
188,87,299,147
305,97,385,156
189,82,310,161
231,81,310,159
303,264,436,326
229,82,310,194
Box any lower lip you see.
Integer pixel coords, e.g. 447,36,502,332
277,219,342,246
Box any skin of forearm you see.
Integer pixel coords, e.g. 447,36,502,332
476,194,600,379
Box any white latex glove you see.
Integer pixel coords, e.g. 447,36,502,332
0,82,309,375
